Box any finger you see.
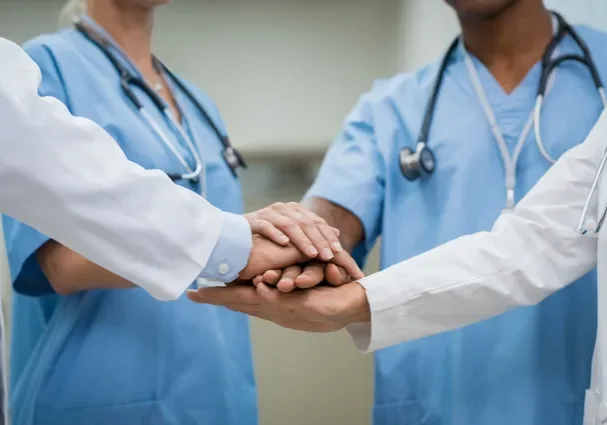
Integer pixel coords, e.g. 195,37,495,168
256,282,282,303
249,219,290,246
291,204,340,240
252,275,264,286
188,285,258,306
330,251,364,280
264,211,319,258
325,263,351,286
261,270,282,285
318,224,343,253
294,262,325,289
276,265,302,293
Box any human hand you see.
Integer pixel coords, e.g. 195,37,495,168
238,234,305,281
187,281,371,333
252,261,352,293
245,202,343,261
246,203,364,280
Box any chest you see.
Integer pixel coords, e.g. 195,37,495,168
58,58,243,213
375,63,606,263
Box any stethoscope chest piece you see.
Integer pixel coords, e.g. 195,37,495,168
399,142,436,181
222,138,247,177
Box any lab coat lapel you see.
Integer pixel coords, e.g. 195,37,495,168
587,148,607,425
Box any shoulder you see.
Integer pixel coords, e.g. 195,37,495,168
574,25,607,58
23,29,82,66
352,58,442,114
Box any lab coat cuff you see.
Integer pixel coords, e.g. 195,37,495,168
199,212,252,283
346,273,415,353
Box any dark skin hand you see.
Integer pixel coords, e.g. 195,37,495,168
187,281,371,333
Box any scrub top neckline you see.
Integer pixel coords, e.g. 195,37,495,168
453,13,560,103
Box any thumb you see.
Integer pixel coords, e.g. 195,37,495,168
325,263,351,286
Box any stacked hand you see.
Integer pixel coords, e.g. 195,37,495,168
187,202,371,332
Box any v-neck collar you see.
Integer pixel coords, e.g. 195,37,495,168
455,13,560,104
79,15,144,80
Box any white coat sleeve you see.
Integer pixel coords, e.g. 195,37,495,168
347,109,607,353
0,37,251,301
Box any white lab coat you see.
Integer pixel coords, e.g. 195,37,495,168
348,109,607,424
0,37,230,302
0,37,252,425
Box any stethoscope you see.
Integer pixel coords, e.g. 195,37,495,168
400,12,607,215
74,21,247,188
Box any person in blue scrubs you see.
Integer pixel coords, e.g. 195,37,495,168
0,0,354,423
271,1,607,424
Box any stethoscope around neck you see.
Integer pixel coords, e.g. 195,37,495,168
399,13,607,197
74,21,247,187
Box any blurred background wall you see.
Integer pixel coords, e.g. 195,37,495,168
0,0,605,424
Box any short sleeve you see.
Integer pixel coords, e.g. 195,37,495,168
4,41,70,296
305,93,385,250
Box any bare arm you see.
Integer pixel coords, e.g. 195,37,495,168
301,197,365,254
36,241,134,295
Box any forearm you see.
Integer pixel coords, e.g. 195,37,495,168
37,241,134,295
348,109,607,353
301,197,364,253
0,38,253,301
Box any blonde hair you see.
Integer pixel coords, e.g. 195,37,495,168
58,0,87,27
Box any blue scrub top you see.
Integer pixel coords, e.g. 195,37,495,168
3,24,256,425
307,25,607,425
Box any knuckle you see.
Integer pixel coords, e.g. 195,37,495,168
302,220,317,229
284,219,299,229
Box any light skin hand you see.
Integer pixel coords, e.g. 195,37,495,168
187,281,371,333
253,197,365,291
245,202,343,261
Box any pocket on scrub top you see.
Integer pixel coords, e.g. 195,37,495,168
372,399,440,425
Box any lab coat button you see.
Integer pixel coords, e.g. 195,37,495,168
598,401,607,423
218,263,230,275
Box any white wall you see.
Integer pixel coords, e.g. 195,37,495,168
397,0,458,71
155,0,400,155
545,0,607,30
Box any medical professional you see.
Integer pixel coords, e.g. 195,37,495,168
190,107,607,425
231,1,607,425
0,1,360,424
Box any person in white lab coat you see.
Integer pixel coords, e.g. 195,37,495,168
0,31,363,425
0,36,360,301
191,108,607,424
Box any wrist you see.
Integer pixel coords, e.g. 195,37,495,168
342,282,371,325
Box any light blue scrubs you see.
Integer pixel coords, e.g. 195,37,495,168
3,20,256,425
307,25,607,425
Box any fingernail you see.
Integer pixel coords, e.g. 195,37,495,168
321,248,334,260
279,235,289,244
332,241,343,252
306,246,318,257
